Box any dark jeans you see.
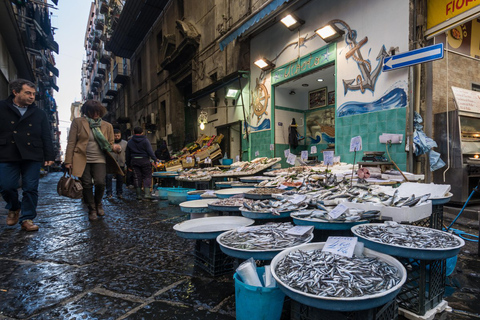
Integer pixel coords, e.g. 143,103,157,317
81,163,107,206
0,160,42,223
131,158,152,189
106,170,124,196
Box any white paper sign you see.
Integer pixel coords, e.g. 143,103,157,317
333,156,340,163
286,226,314,236
451,86,480,113
236,155,240,162
301,150,308,160
186,157,193,164
277,184,289,189
286,153,296,165
310,145,317,154
270,144,274,151
255,150,260,157
323,151,334,166
328,203,349,219
350,136,362,152
290,194,307,204
323,236,358,258
204,157,211,164
284,149,290,158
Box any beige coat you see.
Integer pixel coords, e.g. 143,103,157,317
65,117,123,177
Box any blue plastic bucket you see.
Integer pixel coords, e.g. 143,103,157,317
234,267,285,320
186,194,201,201
446,255,457,276
167,188,196,205
157,187,175,200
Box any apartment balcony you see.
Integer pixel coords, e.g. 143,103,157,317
95,14,105,30
91,80,101,88
100,0,109,14
106,82,118,96
102,95,113,103
97,63,107,75
99,49,111,64
113,61,129,84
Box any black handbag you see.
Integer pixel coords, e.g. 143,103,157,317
57,169,83,199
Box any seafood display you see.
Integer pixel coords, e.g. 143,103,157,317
291,208,380,222
241,199,308,215
353,223,462,249
275,249,403,298
213,157,281,177
217,222,311,251
176,167,222,181
209,198,253,207
246,188,286,195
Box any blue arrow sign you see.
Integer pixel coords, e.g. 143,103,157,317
383,43,444,71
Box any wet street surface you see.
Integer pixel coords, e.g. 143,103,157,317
0,172,479,319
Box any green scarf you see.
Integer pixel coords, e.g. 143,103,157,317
86,117,112,152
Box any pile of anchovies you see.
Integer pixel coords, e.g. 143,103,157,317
246,188,286,195
210,198,252,207
218,222,310,250
354,224,461,248
275,249,401,298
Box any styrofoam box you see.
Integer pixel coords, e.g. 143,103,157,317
343,200,432,223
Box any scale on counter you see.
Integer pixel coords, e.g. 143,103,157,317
361,151,388,162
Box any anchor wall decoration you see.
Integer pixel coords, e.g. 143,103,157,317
331,19,389,95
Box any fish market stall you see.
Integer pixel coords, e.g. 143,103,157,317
214,188,255,199
243,188,287,200
239,197,308,220
352,222,465,317
270,242,406,312
179,199,219,219
208,198,253,213
216,222,314,260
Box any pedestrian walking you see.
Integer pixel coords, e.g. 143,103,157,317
64,100,123,221
0,79,55,231
126,126,157,200
105,129,127,199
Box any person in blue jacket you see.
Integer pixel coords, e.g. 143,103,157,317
0,79,55,231
126,126,157,200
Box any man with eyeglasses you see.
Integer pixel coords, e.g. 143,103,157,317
0,79,55,231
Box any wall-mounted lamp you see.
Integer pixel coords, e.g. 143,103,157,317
254,58,275,71
198,111,208,131
315,22,345,43
280,13,304,31
289,90,296,95
226,88,241,100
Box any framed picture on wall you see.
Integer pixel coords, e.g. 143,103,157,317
309,87,327,109
328,91,335,105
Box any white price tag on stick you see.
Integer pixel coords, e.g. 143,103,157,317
186,157,193,164
255,150,260,157
323,151,334,166
284,149,290,158
310,145,317,154
323,236,358,258
270,144,274,151
350,136,362,152
301,150,308,160
286,153,296,165
328,203,348,219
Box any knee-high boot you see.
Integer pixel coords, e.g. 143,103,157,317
83,187,97,221
94,185,106,216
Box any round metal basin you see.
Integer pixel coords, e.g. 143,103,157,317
351,223,465,259
270,242,407,311
240,205,307,220
173,216,254,240
215,188,255,199
179,199,218,214
217,230,314,260
292,215,369,230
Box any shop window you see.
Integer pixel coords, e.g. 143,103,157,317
472,83,480,92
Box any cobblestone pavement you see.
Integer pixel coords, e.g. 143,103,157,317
0,172,479,319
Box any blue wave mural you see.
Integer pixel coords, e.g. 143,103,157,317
309,133,335,144
337,87,407,118
246,118,271,131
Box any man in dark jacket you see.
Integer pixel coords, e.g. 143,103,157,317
126,126,157,200
0,79,55,231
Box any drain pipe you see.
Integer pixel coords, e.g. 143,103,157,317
442,41,450,182
408,66,414,172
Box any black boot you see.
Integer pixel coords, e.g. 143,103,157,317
94,185,106,216
83,188,97,221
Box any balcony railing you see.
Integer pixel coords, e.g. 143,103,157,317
97,63,107,75
113,61,129,84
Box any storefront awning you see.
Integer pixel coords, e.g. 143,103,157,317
218,0,289,51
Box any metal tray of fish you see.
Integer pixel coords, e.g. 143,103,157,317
173,216,255,240
243,193,275,200
214,188,255,199
240,205,307,219
208,204,243,212
179,199,218,214
271,242,407,311
351,223,465,260
216,229,314,260
292,215,369,230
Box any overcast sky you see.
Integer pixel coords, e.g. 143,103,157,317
50,0,92,158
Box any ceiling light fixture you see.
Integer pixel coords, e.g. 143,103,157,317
280,13,305,31
301,83,309,87
254,58,275,71
198,111,208,131
317,78,324,82
315,22,345,43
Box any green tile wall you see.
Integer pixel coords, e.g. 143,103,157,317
242,130,273,161
336,108,407,170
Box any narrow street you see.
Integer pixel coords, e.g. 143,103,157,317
1,172,480,320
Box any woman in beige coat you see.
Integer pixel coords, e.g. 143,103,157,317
64,100,122,221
